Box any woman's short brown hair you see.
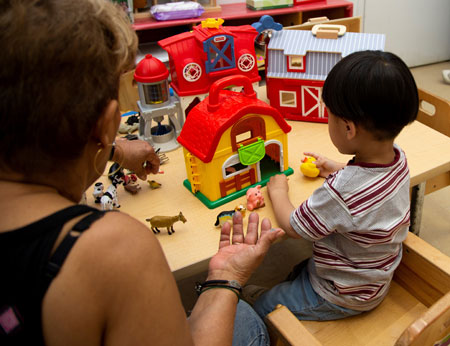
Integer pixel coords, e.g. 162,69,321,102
0,0,137,177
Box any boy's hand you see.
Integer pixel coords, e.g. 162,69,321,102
304,151,346,178
267,174,289,200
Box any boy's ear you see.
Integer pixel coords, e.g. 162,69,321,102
92,100,120,146
344,119,357,140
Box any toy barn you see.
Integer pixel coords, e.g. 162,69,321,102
158,18,261,119
177,75,293,209
266,24,385,123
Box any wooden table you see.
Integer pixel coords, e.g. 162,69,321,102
87,89,450,281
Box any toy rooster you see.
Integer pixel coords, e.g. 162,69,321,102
300,156,320,178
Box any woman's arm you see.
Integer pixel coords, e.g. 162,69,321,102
188,212,284,345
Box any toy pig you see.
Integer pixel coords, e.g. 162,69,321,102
246,185,265,211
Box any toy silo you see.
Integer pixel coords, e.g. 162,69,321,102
134,54,183,152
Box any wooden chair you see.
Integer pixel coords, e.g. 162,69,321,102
265,232,450,346
409,88,450,234
416,88,450,194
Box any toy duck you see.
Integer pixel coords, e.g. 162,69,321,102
201,18,224,29
300,156,320,178
147,180,162,189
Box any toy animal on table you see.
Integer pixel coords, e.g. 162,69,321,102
100,184,120,210
145,212,187,235
147,180,162,189
246,185,265,211
93,182,104,203
108,163,125,187
123,173,141,194
300,156,320,178
118,122,139,134
214,205,247,227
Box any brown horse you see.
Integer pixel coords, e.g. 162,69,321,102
145,212,187,235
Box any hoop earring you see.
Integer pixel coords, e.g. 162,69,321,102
93,143,124,177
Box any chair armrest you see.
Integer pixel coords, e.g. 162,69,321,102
395,232,450,306
395,291,450,346
417,88,450,137
265,304,322,346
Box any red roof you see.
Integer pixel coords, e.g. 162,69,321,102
158,23,257,48
177,90,291,163
134,54,169,83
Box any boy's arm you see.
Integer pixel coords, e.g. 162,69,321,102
267,175,302,239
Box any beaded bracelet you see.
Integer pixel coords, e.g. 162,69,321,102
195,280,242,294
199,286,241,301
195,280,242,301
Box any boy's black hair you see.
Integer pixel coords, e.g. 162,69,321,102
322,50,418,140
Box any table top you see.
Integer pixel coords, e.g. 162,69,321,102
87,87,450,280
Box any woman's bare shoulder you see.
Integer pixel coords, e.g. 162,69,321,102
42,210,191,346
75,210,167,270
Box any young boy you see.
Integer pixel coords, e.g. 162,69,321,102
253,50,419,320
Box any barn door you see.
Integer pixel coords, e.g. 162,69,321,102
301,85,326,119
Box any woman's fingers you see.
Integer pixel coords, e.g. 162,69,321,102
244,212,259,245
231,211,245,245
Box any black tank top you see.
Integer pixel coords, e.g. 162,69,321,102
0,205,107,345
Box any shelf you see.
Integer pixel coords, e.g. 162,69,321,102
133,0,353,32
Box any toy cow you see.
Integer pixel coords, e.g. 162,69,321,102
246,185,265,211
93,182,104,204
100,184,120,210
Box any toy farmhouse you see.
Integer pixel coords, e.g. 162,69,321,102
266,24,385,122
158,18,260,119
177,75,293,209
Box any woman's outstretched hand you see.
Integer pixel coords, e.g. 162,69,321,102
207,211,285,286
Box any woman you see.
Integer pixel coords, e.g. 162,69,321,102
0,1,284,345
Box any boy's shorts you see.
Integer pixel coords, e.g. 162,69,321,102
253,260,362,321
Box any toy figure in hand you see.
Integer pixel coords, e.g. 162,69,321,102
300,156,320,178
302,151,347,178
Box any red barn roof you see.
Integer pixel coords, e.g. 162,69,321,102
178,85,291,163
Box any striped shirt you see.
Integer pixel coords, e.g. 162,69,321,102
290,145,410,311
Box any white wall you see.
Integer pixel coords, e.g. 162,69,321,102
348,0,450,67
